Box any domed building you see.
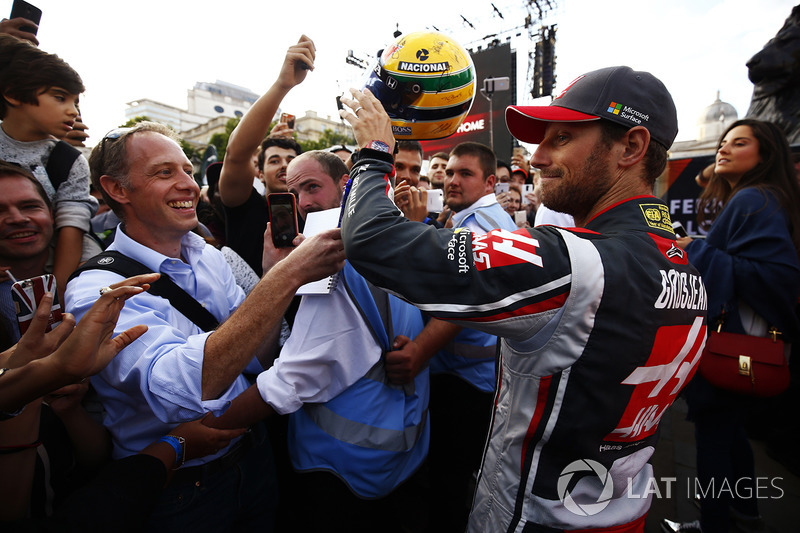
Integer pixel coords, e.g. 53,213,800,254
658,92,739,201
669,92,739,159
696,91,739,143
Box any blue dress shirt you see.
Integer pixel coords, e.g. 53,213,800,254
65,226,261,462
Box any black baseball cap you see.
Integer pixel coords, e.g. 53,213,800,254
505,66,678,148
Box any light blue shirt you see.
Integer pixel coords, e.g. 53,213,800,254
434,194,517,391
450,193,517,234
65,226,260,462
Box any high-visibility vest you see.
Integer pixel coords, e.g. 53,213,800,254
289,262,429,498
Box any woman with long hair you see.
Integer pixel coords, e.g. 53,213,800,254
663,119,800,533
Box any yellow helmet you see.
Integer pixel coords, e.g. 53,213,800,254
364,31,476,141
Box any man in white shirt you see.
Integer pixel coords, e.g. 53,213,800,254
535,203,575,227
211,149,458,532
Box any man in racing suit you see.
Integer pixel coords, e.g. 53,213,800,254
338,66,708,533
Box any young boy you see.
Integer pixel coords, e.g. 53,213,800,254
0,35,98,298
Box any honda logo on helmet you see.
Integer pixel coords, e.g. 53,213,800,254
386,77,398,90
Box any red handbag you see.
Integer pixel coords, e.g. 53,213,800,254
700,323,790,397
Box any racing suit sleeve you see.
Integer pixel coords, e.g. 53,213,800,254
341,153,573,342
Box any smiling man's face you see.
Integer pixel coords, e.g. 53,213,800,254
0,175,53,264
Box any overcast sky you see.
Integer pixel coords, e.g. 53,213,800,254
5,0,796,149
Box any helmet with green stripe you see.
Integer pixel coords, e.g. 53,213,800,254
364,31,476,140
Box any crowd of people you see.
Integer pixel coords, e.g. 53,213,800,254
1,15,798,533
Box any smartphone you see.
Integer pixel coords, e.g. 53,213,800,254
426,188,444,213
11,274,62,335
10,0,41,35
280,113,296,130
672,221,688,238
335,96,344,111
268,193,299,247
521,183,534,205
494,182,510,195
514,211,527,225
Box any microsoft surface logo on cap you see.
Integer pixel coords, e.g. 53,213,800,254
607,102,623,115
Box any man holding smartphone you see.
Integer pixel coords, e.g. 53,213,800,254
208,148,461,532
393,141,447,225
65,121,344,532
217,37,313,276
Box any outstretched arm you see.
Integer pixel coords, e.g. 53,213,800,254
48,415,247,531
219,35,315,207
143,414,247,474
203,385,274,430
0,275,157,413
201,229,345,400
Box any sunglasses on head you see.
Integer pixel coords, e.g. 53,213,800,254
99,127,132,170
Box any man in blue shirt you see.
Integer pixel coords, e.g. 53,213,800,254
65,121,344,532
218,36,314,276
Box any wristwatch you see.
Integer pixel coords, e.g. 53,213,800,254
365,140,390,153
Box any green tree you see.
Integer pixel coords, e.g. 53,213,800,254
208,116,243,161
115,117,354,175
120,115,151,127
299,128,355,152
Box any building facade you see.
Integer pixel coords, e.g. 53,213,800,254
124,80,259,146
125,79,351,150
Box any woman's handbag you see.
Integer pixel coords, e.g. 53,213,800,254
699,318,790,397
